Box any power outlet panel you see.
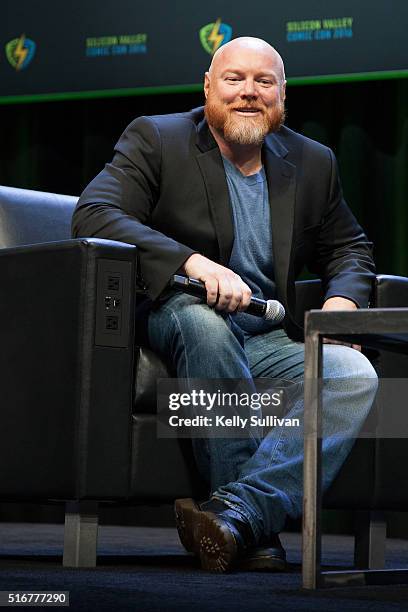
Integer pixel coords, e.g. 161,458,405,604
95,259,132,347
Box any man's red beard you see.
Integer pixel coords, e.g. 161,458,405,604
205,90,286,146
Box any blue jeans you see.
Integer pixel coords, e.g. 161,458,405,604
148,292,378,542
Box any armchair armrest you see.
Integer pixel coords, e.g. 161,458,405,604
374,274,408,308
294,275,408,326
294,279,324,328
0,238,137,501
370,275,408,377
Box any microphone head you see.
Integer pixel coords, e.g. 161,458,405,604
264,300,285,324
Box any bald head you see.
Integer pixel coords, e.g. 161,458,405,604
208,37,285,83
203,36,287,147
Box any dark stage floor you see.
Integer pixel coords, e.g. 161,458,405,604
0,524,408,611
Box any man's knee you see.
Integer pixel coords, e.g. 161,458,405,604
149,293,238,352
323,345,377,379
322,345,378,407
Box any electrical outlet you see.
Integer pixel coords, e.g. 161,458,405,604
96,260,131,347
107,275,121,293
105,315,120,331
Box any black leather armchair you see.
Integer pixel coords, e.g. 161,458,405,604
1,185,407,569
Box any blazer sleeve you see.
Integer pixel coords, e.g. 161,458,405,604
308,149,376,308
71,116,195,300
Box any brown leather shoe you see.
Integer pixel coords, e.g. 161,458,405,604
174,498,286,572
238,537,286,571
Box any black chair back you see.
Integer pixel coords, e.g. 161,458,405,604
0,185,76,247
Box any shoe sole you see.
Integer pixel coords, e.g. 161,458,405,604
174,498,200,554
196,511,238,573
175,499,237,572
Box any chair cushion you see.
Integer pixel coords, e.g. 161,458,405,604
134,347,172,413
130,414,208,501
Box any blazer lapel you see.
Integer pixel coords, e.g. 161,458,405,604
195,119,234,265
263,134,297,310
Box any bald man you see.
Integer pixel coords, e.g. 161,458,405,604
73,38,378,573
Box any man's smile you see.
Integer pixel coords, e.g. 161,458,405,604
232,107,263,116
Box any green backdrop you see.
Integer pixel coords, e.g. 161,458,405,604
1,77,407,277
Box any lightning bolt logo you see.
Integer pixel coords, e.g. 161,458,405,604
208,18,224,54
5,34,36,71
199,19,232,55
14,34,28,70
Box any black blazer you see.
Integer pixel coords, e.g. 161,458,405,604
72,107,375,339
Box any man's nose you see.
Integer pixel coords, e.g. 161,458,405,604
240,78,258,98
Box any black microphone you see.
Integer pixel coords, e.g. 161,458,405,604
171,275,285,324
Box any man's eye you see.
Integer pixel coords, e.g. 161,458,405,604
258,80,273,86
226,77,241,82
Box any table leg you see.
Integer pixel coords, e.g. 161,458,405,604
302,330,323,589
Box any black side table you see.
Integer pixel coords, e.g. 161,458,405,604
303,307,408,589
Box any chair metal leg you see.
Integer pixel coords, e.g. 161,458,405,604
354,510,386,569
63,501,99,567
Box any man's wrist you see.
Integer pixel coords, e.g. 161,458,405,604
322,296,358,310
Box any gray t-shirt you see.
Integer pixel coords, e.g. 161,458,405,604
222,156,278,334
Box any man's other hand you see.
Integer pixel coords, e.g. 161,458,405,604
322,296,361,351
182,253,252,313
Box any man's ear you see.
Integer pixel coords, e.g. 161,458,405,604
281,80,287,101
204,72,210,99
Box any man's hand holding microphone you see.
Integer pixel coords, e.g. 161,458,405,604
174,253,286,324
182,253,253,313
